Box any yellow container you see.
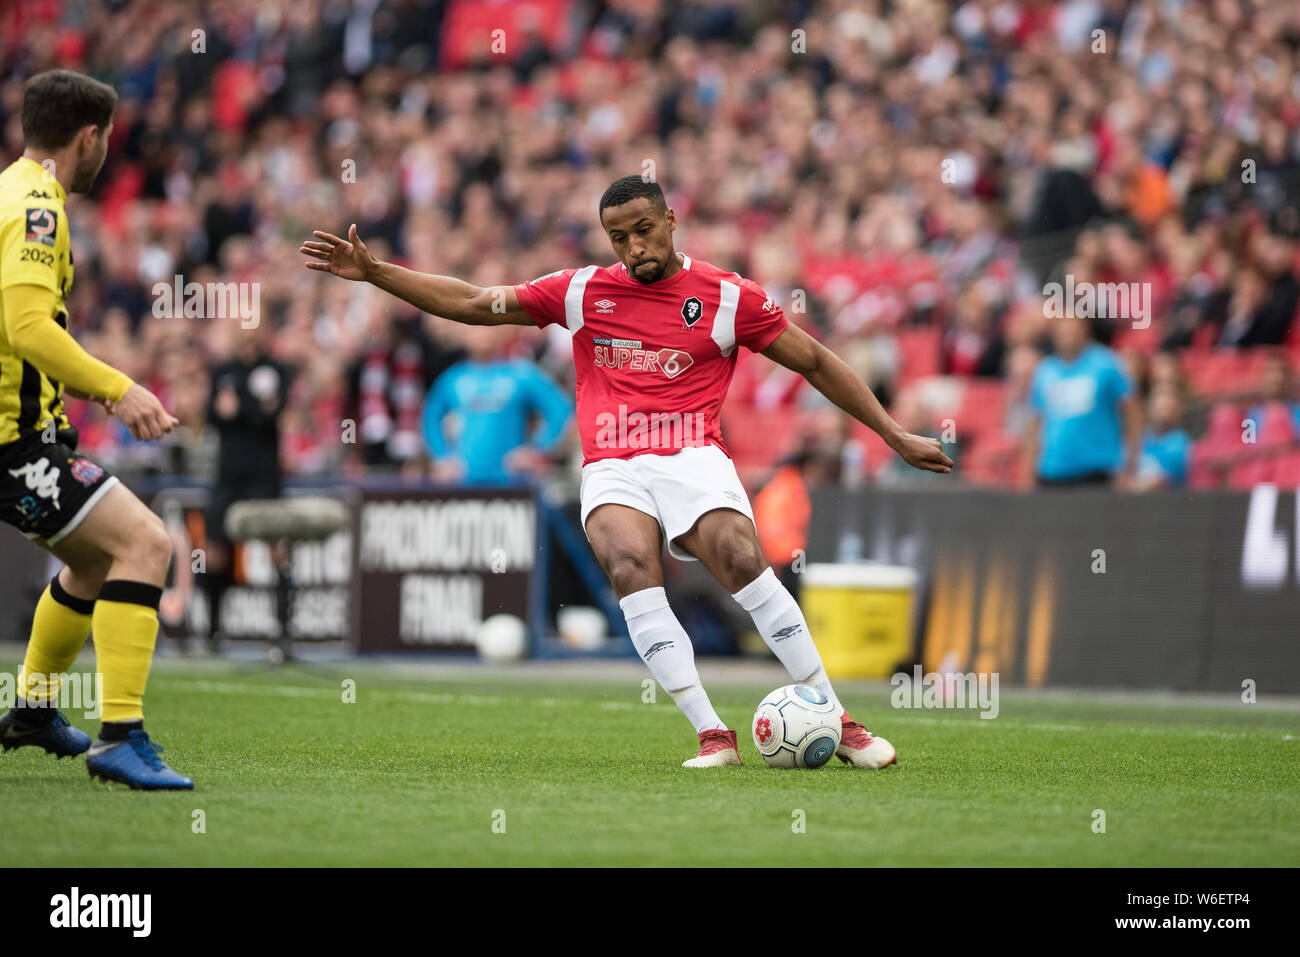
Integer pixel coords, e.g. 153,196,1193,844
802,563,916,678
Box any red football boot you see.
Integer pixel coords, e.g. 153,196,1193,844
683,728,741,767
836,711,897,768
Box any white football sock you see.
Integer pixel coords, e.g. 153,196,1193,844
733,567,844,715
621,586,725,734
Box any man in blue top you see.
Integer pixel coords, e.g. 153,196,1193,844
423,324,573,484
1244,353,1300,441
1134,385,1192,489
1021,313,1142,488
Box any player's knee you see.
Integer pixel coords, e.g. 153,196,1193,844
714,528,765,590
133,515,174,580
63,552,112,594
605,550,660,596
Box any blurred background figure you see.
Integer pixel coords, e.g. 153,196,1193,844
878,386,960,485
347,309,463,474
752,442,839,600
1134,386,1193,490
1023,314,1141,489
1245,353,1300,441
421,324,572,486
201,321,292,646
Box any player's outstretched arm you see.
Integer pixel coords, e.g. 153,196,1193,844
762,324,953,474
300,224,533,326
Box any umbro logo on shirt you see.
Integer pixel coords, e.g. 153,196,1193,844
594,299,616,313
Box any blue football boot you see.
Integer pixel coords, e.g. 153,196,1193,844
86,729,194,790
0,707,92,758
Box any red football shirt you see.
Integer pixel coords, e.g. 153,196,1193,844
514,253,789,464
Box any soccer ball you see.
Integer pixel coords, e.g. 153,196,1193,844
752,684,842,769
476,614,527,662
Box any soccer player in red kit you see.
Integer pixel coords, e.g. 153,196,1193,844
302,176,952,768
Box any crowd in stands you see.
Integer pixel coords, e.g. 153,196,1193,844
2,0,1299,493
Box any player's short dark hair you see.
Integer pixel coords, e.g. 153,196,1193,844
599,175,667,220
21,70,118,150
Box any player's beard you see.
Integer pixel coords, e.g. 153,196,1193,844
69,146,105,193
630,257,665,284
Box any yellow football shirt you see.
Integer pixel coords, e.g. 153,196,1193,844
0,156,131,447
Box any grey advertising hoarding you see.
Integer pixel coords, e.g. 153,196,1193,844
807,485,1300,693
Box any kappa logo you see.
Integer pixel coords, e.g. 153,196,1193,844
771,624,803,642
681,296,704,327
643,640,674,661
8,458,61,509
25,208,57,247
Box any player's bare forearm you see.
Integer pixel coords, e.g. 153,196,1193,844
300,224,531,326
805,347,903,445
762,325,952,473
369,261,529,326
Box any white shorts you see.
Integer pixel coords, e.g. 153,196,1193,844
579,444,755,562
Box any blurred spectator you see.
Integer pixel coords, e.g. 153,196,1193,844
202,320,292,645
1023,313,1141,488
347,310,462,470
1244,353,1300,440
1002,342,1042,441
941,286,1003,377
752,443,839,600
1135,386,1193,489
878,386,959,485
421,324,572,485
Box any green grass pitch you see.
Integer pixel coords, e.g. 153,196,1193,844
2,653,1297,867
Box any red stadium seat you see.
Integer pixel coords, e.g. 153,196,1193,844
962,432,1020,486
1189,403,1245,489
955,379,1007,441
897,326,943,384
1225,405,1296,489
1202,403,1246,453
721,404,802,475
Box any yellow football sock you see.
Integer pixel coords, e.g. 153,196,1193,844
92,580,163,723
17,574,95,706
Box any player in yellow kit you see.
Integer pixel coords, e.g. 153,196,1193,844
0,70,192,789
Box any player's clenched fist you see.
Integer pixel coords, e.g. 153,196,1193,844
299,224,377,282
114,383,179,441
